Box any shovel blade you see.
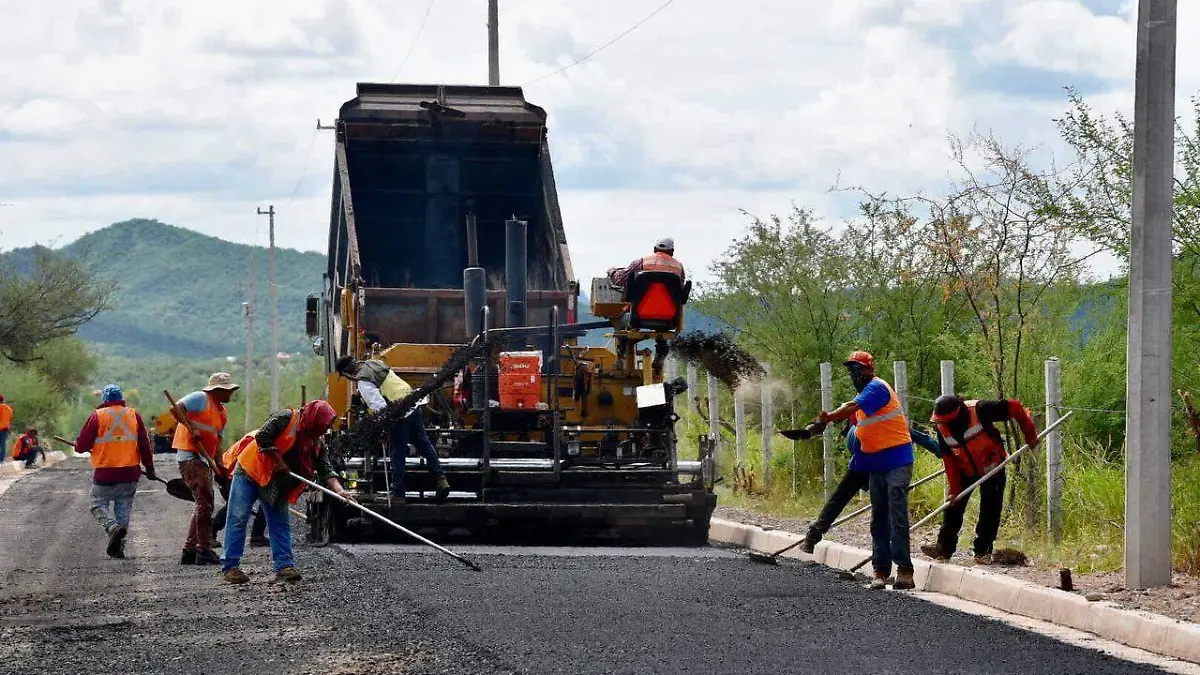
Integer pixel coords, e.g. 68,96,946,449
165,478,195,502
779,428,811,441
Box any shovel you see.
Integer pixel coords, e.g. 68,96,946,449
838,411,1074,581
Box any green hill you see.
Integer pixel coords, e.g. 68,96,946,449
2,218,326,360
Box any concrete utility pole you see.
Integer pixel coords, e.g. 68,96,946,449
820,362,834,495
257,205,280,412
488,0,500,85
1125,0,1177,590
1045,357,1064,544
243,254,255,430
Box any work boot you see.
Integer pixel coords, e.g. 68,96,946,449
222,567,250,584
249,535,269,548
894,567,916,590
974,553,993,566
435,476,451,502
209,537,222,549
870,571,888,590
106,525,128,559
274,567,302,583
798,530,822,554
180,549,198,565
195,549,221,565
920,543,951,561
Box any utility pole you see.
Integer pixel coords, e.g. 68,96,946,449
488,0,500,85
1125,0,1177,590
244,252,255,430
257,205,280,412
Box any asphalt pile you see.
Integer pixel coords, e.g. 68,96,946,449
670,330,765,389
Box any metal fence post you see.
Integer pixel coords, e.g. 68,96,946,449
761,363,773,491
820,362,834,495
894,360,909,416
1045,357,1064,543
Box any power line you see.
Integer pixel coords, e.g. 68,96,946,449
390,0,437,83
521,0,678,87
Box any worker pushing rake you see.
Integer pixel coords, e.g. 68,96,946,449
759,351,1065,591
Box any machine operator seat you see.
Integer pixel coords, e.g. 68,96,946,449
623,270,691,332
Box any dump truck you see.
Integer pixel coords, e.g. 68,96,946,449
304,83,715,545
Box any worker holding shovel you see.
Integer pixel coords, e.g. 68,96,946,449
172,373,238,566
819,351,917,590
75,384,156,559
218,400,353,585
921,395,1039,565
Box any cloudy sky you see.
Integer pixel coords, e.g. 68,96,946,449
0,0,1195,285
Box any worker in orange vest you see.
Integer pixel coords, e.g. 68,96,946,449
173,372,238,566
606,238,686,288
820,351,916,590
921,395,1039,565
12,427,45,469
74,384,156,559
218,399,352,584
0,394,13,463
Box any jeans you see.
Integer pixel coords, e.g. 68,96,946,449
938,467,1007,556
389,412,442,495
212,479,266,539
869,464,913,575
91,481,138,532
0,429,7,462
221,470,295,572
807,469,869,538
179,460,215,552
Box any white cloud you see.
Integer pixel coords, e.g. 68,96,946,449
0,0,1191,296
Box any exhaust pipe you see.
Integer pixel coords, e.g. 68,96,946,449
505,217,527,329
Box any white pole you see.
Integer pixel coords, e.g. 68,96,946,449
940,360,955,397
894,361,909,416
734,394,746,468
1045,357,1063,543
707,371,720,463
1125,0,1176,589
761,363,773,491
244,251,255,429
687,364,699,413
820,362,834,495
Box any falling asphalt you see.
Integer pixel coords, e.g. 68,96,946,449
0,461,1173,675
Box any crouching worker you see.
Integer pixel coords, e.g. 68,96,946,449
12,427,45,469
820,351,915,590
921,396,1038,565
75,384,156,559
220,400,354,584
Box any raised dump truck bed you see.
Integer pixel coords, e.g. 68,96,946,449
309,83,715,546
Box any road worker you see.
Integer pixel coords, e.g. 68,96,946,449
12,427,45,469
799,423,940,554
606,238,686,373
219,400,353,584
820,351,916,590
0,394,12,463
335,355,450,503
74,384,156,559
920,395,1039,565
173,372,238,566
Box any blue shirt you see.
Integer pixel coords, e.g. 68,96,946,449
848,378,913,472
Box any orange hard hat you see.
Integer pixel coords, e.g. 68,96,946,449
844,351,875,369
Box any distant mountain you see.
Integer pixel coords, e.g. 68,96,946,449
1,219,326,359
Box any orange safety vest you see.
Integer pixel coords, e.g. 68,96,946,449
92,405,141,469
934,400,1006,480
853,378,911,453
172,393,227,458
640,252,685,277
0,403,12,431
13,435,36,460
233,411,306,503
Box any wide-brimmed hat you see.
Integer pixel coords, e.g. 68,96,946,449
203,372,240,392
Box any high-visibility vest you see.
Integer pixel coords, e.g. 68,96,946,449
0,403,12,431
234,411,306,503
171,393,227,458
853,378,911,453
640,252,684,277
361,360,413,402
13,435,36,461
92,406,141,469
935,400,1006,478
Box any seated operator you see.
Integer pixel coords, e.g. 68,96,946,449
607,237,686,291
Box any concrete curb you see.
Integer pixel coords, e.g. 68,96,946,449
709,517,1200,665
0,449,74,498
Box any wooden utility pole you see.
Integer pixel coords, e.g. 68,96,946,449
257,205,280,412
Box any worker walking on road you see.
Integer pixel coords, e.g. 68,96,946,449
74,384,156,559
12,427,46,469
820,351,916,590
920,395,1039,565
0,394,12,463
173,372,238,566
219,400,353,584
335,356,450,503
798,424,940,554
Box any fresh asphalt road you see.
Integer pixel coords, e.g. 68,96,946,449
0,460,1172,675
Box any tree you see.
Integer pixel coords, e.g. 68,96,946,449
0,247,111,361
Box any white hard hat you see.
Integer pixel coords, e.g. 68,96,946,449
654,237,675,251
